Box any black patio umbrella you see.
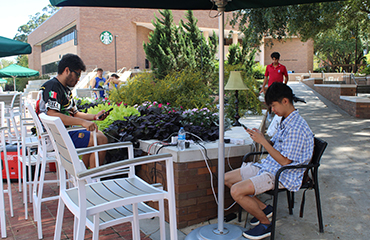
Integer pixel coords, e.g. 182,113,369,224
0,36,32,58
50,1,341,239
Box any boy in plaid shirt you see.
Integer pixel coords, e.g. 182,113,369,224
225,82,314,239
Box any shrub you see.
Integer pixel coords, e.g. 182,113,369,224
109,69,213,110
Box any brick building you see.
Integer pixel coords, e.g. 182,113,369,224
28,7,314,75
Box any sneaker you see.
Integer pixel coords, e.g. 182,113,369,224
250,205,273,226
243,223,272,240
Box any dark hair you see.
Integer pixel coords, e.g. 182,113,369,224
58,54,86,74
97,68,103,72
265,82,293,106
271,52,280,60
110,74,119,78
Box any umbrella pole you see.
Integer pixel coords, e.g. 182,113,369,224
186,1,244,239
217,5,225,234
13,76,16,92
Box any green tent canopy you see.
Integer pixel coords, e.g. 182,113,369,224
0,78,7,84
0,36,32,58
0,64,39,91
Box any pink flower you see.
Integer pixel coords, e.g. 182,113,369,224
108,102,111,105
158,103,162,108
167,102,170,105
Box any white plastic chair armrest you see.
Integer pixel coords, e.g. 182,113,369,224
76,153,172,179
75,141,132,156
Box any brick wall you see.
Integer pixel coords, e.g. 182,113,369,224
302,80,370,118
29,7,314,74
264,38,314,73
137,156,244,228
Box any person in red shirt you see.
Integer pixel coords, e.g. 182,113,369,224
260,52,288,94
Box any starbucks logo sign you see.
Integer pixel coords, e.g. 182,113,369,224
100,31,113,45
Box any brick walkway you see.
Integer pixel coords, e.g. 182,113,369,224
2,166,152,240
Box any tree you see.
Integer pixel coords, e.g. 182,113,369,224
13,4,59,68
143,10,217,79
0,59,15,69
14,4,59,43
230,1,369,72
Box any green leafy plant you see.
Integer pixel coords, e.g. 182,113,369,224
109,69,213,110
86,102,139,131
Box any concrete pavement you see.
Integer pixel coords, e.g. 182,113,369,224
178,82,370,240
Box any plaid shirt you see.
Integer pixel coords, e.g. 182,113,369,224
253,110,314,192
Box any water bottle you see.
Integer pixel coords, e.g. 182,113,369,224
178,127,186,151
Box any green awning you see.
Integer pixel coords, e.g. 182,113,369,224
0,64,38,78
0,36,32,58
0,64,39,91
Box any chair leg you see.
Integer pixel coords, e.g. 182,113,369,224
238,204,242,222
53,199,65,240
75,211,87,240
286,191,292,215
132,203,141,240
36,157,48,239
158,199,166,240
270,190,279,240
92,214,100,240
0,168,7,238
313,170,324,233
32,153,41,221
22,153,28,220
3,146,13,217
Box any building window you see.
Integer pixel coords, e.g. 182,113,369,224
42,27,77,52
42,61,59,75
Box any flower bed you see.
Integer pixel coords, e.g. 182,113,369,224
77,99,224,161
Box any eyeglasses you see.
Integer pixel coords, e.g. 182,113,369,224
71,70,81,78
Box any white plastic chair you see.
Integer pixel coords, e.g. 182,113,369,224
40,113,178,240
0,102,13,238
17,106,39,220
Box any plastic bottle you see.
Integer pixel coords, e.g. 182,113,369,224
178,127,186,151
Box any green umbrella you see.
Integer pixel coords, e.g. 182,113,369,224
0,78,7,84
51,0,339,10
0,64,39,91
0,36,32,58
50,1,342,239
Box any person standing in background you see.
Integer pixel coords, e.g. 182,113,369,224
260,52,288,94
90,68,106,98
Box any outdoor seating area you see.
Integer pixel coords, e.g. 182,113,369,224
0,82,369,240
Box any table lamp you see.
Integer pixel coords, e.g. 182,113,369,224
224,71,248,126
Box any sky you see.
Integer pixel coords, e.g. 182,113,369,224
0,0,51,39
0,0,51,61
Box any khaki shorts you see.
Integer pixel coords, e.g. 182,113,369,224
240,162,284,196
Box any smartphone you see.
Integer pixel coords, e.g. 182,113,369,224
98,107,113,119
241,124,248,131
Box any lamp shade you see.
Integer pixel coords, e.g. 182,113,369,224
225,71,248,90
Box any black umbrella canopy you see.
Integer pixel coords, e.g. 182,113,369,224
50,0,340,10
0,36,32,58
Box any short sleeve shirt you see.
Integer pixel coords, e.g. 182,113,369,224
36,77,78,117
94,77,106,98
265,63,288,86
253,110,314,192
